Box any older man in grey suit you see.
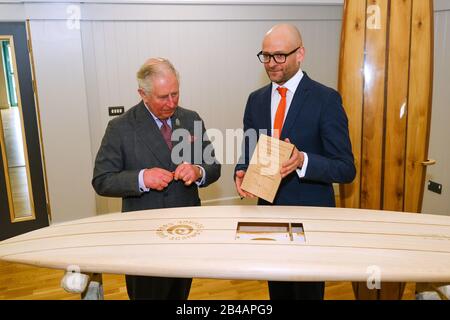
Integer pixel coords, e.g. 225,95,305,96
92,58,221,300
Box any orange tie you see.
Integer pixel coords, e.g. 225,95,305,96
273,87,288,139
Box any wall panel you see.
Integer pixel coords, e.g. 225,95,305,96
80,17,342,211
1,1,448,220
422,8,450,216
29,20,96,222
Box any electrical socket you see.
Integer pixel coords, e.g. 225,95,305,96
428,181,442,195
108,106,124,116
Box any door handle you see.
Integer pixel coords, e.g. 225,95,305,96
421,159,436,166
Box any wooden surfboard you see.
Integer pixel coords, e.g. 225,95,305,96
338,0,434,298
1,206,450,284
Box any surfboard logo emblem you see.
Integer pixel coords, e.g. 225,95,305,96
157,220,204,240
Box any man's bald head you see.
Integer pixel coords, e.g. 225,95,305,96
261,24,305,85
263,24,303,49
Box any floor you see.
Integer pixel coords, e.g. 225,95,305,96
0,260,416,300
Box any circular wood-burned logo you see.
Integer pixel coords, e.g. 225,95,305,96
156,220,204,240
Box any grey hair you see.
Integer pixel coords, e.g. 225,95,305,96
136,58,179,95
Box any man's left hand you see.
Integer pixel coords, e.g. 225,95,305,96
280,138,304,178
174,162,202,186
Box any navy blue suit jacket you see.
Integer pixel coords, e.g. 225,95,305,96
236,73,355,207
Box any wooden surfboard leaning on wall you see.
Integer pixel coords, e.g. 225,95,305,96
338,0,434,299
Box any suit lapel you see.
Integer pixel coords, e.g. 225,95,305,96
135,102,173,168
260,85,273,137
281,73,312,137
170,108,184,152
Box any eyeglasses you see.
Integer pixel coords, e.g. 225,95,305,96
257,47,301,64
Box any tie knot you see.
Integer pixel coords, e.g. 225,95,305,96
277,87,288,98
160,118,170,127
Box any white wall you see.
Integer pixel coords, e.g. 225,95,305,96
1,0,448,221
29,20,96,223
77,0,450,217
78,5,343,213
0,1,343,220
422,6,450,216
0,1,342,220
435,0,450,11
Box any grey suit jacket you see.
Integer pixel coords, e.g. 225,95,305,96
92,101,221,212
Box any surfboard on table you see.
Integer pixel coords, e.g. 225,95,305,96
338,0,434,213
1,205,450,283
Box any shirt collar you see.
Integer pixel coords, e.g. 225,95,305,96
271,68,304,96
143,102,172,127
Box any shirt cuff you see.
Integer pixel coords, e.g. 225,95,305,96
296,152,308,178
195,165,206,186
138,169,150,192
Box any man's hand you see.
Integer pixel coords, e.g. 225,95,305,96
234,170,256,198
143,168,174,191
280,138,304,178
174,162,202,186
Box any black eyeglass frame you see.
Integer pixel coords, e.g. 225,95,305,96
257,46,301,64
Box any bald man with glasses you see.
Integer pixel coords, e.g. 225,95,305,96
235,24,356,300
